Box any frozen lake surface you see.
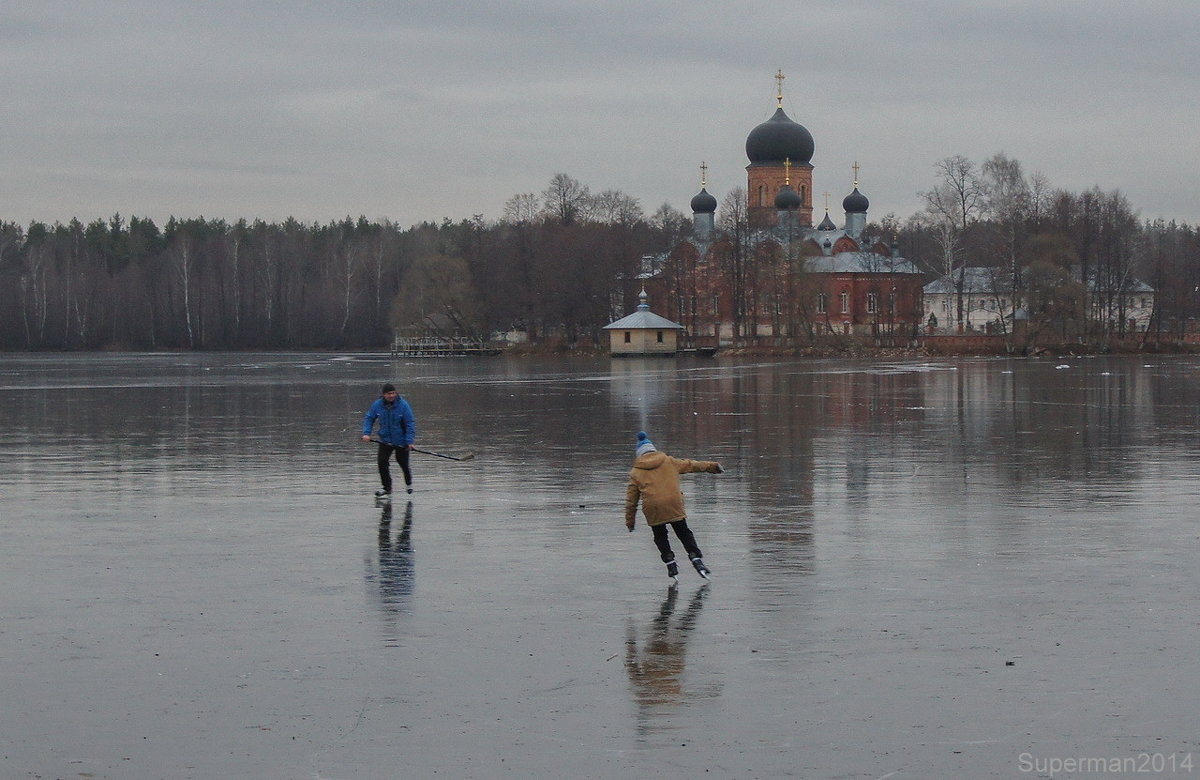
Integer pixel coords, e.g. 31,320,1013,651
2,352,1199,779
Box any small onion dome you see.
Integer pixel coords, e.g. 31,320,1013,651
817,211,837,231
690,187,718,214
745,107,815,164
774,184,802,211
842,187,869,213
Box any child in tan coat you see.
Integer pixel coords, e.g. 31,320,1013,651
625,431,723,581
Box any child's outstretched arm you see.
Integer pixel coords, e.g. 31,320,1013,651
671,457,723,475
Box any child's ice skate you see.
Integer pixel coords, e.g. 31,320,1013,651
691,557,710,579
666,560,679,582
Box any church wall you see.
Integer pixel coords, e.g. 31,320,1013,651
747,162,813,228
651,240,925,345
832,236,859,253
810,273,925,337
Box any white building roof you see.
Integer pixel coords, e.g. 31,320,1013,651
924,268,1156,295
804,251,921,275
924,268,1008,295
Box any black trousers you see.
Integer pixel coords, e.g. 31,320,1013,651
651,519,702,563
376,443,412,492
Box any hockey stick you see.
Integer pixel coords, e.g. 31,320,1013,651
412,446,475,462
370,439,475,461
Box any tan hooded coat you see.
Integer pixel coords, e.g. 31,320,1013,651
625,451,721,528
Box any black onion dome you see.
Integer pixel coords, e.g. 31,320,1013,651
774,184,802,210
843,187,869,213
690,187,718,214
817,212,837,231
745,107,815,164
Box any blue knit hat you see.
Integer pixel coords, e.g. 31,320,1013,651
635,431,657,457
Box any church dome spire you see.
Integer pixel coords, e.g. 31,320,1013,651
745,70,814,165
690,161,717,214
842,161,869,213
773,158,802,210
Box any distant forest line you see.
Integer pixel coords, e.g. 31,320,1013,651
1,158,1198,351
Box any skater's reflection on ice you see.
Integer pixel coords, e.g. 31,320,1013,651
368,500,414,647
624,583,720,736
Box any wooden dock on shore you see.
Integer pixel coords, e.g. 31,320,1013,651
390,336,502,357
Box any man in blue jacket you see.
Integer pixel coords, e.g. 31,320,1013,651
361,383,416,498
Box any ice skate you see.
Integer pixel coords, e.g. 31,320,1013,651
691,557,710,579
666,560,679,582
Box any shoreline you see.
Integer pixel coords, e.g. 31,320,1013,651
5,339,1200,359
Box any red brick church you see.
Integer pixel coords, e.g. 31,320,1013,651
638,71,925,347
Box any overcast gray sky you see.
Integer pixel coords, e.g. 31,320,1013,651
4,1,1198,229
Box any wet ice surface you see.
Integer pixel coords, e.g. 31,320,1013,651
2,353,1200,778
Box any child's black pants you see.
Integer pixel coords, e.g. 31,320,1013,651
652,519,702,562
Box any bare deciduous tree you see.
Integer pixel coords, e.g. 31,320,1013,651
502,193,540,225
541,173,591,226
718,187,753,339
921,155,985,330
591,190,643,226
392,251,482,336
980,153,1033,335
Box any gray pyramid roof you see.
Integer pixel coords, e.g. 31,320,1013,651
604,290,684,330
604,308,685,330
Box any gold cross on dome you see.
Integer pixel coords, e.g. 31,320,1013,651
775,69,785,106
700,161,708,187
852,160,860,186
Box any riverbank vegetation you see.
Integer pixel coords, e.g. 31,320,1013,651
1,157,1197,351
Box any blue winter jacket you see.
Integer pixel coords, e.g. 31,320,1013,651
362,396,416,446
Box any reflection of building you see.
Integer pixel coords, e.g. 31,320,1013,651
637,71,925,346
607,355,679,426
